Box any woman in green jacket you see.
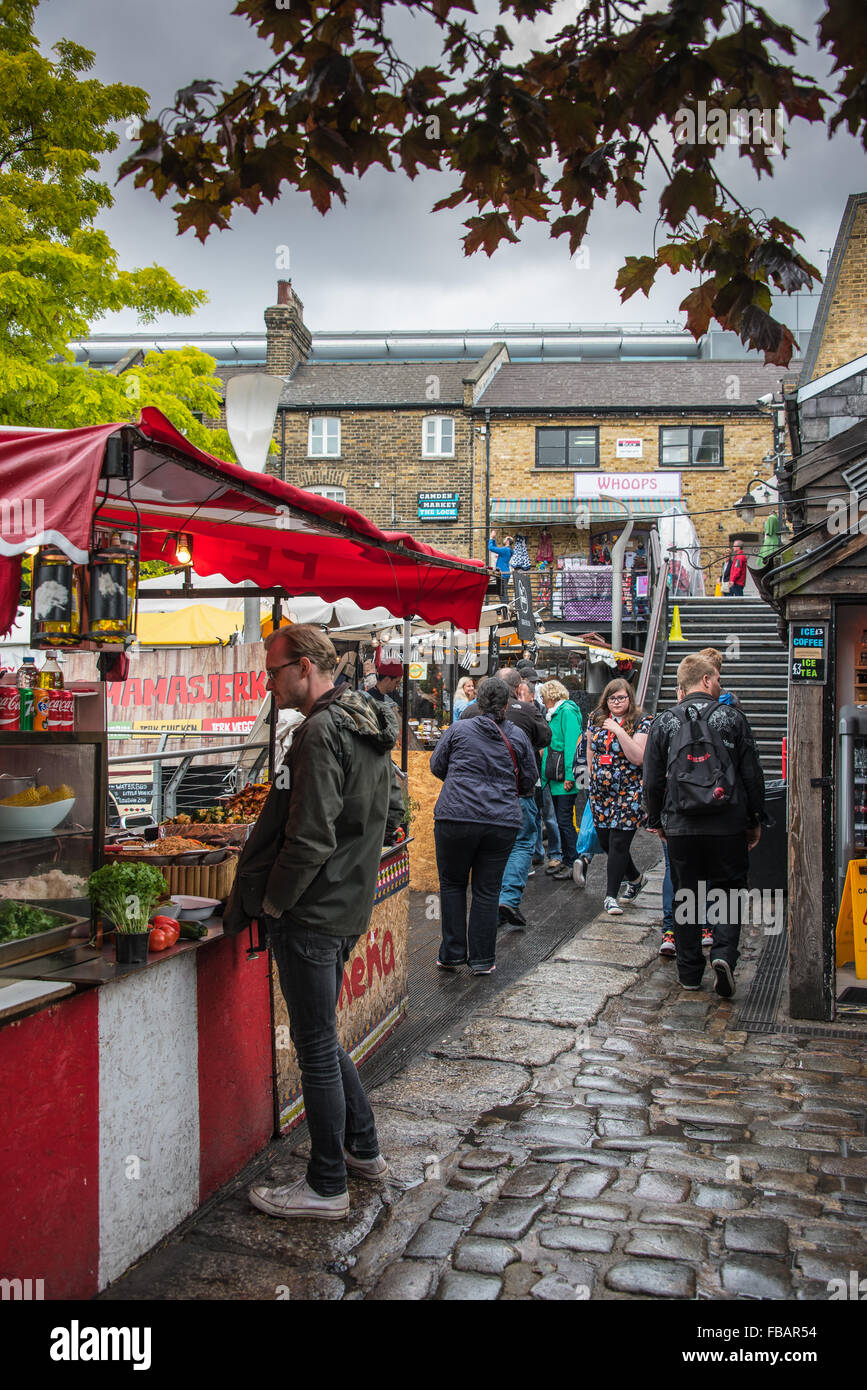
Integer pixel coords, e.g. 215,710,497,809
540,680,583,880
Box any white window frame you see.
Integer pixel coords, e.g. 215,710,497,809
308,417,341,457
304,484,346,506
422,415,455,458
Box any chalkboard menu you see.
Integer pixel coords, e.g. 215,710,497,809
790,622,828,684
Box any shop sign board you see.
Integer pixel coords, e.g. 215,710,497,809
513,571,536,640
790,622,828,684
418,491,459,520
133,718,203,734
109,765,154,815
201,717,257,735
574,471,681,499
615,438,643,459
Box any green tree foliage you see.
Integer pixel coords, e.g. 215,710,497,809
120,0,866,366
0,0,234,454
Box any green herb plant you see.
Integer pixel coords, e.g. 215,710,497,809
87,862,167,934
0,900,62,942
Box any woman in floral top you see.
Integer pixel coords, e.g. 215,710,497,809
586,677,652,916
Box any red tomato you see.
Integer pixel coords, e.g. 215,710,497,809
151,917,179,939
148,927,169,952
152,915,180,944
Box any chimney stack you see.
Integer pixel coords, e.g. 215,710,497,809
265,279,311,374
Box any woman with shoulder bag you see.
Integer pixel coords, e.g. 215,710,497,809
587,678,652,915
539,680,583,880
430,676,538,975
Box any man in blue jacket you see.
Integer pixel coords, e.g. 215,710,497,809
488,532,513,573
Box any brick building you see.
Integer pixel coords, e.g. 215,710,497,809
476,358,797,596
258,286,800,606
76,280,815,619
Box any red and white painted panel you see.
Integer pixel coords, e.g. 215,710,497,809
0,935,273,1300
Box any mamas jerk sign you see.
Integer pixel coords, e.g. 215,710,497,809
64,644,268,753
107,670,267,709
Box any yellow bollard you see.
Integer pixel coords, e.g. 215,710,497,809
669,605,686,642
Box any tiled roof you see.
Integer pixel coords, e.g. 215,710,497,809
276,362,473,407
476,360,800,410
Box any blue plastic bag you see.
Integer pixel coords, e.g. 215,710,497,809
576,797,602,859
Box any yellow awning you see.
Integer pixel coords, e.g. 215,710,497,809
135,605,244,646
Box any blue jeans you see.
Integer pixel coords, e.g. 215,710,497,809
267,923,379,1197
662,842,674,931
534,784,562,859
500,796,538,909
435,819,517,970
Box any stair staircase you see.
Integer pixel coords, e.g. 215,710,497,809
655,597,787,781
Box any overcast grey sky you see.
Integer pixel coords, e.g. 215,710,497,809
35,0,865,336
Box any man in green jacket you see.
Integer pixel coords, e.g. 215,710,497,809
225,625,402,1220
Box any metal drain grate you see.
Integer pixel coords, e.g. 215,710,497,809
733,920,788,1033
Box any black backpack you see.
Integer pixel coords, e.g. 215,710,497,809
665,699,738,816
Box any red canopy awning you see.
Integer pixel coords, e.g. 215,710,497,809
0,408,488,637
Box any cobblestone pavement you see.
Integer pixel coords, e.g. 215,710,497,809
102,861,867,1303
343,866,867,1301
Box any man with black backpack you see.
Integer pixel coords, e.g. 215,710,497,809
642,654,766,998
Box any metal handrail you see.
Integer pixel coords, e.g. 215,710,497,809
109,741,268,766
636,556,671,713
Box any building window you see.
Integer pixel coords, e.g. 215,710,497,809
660,426,723,467
304,485,346,506
308,417,340,457
536,427,599,469
422,416,455,457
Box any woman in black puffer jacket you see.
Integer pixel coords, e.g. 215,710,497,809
430,677,538,975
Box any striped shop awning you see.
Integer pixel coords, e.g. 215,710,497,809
490,497,675,523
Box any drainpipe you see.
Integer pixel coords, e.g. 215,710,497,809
484,408,491,558
609,500,634,654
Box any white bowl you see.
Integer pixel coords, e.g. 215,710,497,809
170,895,220,922
0,797,76,833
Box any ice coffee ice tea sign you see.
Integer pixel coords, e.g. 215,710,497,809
790,623,828,684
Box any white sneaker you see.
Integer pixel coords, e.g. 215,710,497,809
249,1175,349,1220
344,1150,388,1180
603,896,624,916
572,857,587,887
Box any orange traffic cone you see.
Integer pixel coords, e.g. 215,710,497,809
669,605,685,642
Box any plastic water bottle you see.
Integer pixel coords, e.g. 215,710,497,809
16,656,37,688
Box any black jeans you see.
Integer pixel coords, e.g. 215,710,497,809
434,819,517,970
267,923,379,1196
665,832,750,985
553,792,578,868
596,826,640,900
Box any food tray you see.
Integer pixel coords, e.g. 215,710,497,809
113,845,226,867
159,823,252,846
0,906,88,968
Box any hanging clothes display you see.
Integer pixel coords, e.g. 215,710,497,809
510,534,531,570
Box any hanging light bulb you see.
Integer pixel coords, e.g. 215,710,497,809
175,533,192,566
